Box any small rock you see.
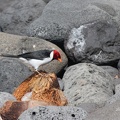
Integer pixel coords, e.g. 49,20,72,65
100,66,118,78
18,106,87,120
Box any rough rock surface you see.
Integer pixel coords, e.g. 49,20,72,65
62,63,114,107
26,0,120,42
0,32,68,74
0,0,15,12
0,92,16,108
0,58,32,93
0,0,46,35
18,106,87,120
100,66,118,78
86,100,120,120
64,20,120,64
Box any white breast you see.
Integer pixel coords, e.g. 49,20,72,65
28,51,54,70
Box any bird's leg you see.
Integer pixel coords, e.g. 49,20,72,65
35,69,43,76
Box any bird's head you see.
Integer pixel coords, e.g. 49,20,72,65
53,50,62,62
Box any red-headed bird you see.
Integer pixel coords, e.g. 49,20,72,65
1,49,62,72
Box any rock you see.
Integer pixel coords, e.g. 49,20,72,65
65,20,120,65
26,0,120,43
62,63,114,107
100,66,120,86
0,58,32,93
0,92,16,108
100,66,118,78
0,101,28,120
86,100,120,120
0,0,46,35
115,84,120,94
18,106,87,120
13,71,68,106
0,0,15,12
0,32,68,74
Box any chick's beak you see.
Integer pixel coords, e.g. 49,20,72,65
58,58,62,62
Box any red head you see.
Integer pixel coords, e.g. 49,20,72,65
53,50,62,62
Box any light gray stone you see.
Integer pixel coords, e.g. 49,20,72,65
0,92,16,108
62,63,114,107
18,106,87,120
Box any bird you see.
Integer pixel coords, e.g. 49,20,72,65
0,49,62,73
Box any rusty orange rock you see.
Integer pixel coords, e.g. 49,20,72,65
13,71,67,106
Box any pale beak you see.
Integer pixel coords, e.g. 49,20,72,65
58,58,62,62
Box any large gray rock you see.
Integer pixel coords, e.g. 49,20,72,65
64,20,120,64
0,58,32,93
0,0,46,35
0,32,68,74
0,92,16,108
26,0,120,42
86,100,120,120
62,63,114,107
18,106,87,120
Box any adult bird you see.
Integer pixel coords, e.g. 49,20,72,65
1,49,62,73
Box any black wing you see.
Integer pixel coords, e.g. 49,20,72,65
18,49,53,60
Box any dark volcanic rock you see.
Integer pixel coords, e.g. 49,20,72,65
0,0,46,35
65,20,120,65
18,106,87,120
26,0,120,43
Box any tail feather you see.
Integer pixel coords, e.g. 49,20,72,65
0,54,18,58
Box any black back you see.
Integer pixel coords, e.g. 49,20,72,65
18,50,53,60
